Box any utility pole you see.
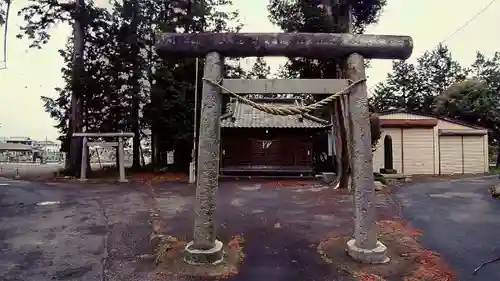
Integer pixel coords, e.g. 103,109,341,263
189,58,199,183
189,0,204,184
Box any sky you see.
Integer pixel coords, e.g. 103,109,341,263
0,0,499,142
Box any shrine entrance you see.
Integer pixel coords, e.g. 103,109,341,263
155,1,413,266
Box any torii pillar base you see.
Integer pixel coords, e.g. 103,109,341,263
346,239,390,264
184,240,224,265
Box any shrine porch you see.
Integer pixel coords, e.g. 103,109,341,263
219,165,315,179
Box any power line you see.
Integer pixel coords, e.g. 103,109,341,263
440,0,498,44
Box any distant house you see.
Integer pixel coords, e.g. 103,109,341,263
0,142,35,162
373,110,489,175
219,98,330,177
5,137,35,146
34,140,60,152
0,142,34,152
0,138,63,163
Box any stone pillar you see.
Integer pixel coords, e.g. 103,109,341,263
118,137,127,182
184,51,224,265
345,53,389,264
79,137,87,181
384,136,393,170
382,135,396,174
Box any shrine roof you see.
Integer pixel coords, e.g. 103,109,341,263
220,98,330,129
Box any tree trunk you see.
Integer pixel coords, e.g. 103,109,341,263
151,128,158,170
496,145,500,168
130,0,142,170
323,0,352,189
338,0,354,190
115,145,120,170
86,145,92,173
67,0,86,177
131,96,141,169
331,106,342,181
336,100,350,189
146,27,155,170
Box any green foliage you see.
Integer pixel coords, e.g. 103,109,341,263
17,0,82,48
268,0,386,34
370,113,381,150
268,0,386,81
247,57,270,79
370,44,468,113
470,51,500,93
373,172,387,184
434,78,500,147
0,0,10,26
143,64,193,153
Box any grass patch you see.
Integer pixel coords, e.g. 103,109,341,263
488,166,500,175
374,172,388,185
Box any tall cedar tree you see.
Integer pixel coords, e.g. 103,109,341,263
268,0,385,141
244,57,272,98
25,0,241,172
268,0,385,81
247,57,271,79
17,0,114,175
268,0,386,184
141,0,242,171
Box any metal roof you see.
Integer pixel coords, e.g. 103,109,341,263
0,143,34,151
220,98,330,129
378,109,487,131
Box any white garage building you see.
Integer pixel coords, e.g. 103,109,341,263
373,111,489,175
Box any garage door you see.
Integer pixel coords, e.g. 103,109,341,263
439,135,486,174
439,136,463,174
402,129,435,174
463,136,485,174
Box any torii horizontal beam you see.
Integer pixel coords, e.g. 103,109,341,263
156,32,413,60
73,132,134,137
221,79,350,94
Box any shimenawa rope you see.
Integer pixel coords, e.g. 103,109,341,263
203,78,366,116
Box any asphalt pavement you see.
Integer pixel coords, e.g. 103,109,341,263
394,176,500,281
0,178,154,281
3,174,499,281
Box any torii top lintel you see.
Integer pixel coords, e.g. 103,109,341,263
155,32,413,60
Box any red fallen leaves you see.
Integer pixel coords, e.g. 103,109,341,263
358,273,387,281
227,235,245,251
259,180,323,188
411,251,455,281
378,221,455,281
322,220,456,281
378,220,423,237
132,172,188,185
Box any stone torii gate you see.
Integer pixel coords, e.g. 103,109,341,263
156,29,412,266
